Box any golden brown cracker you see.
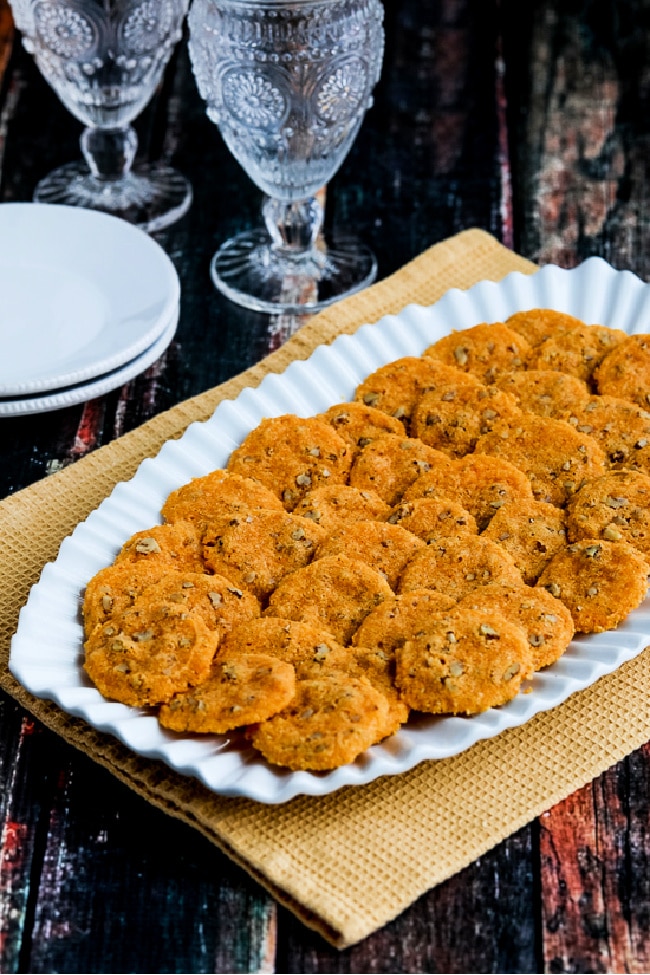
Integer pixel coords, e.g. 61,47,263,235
395,608,533,714
411,383,521,458
84,610,218,707
561,395,650,474
504,308,586,347
226,414,352,510
314,520,425,589
424,321,533,383
494,369,591,419
349,433,451,505
565,469,650,559
251,674,391,770
319,401,404,454
127,570,260,635
458,583,574,670
536,538,650,633
397,534,524,600
352,588,458,655
202,509,326,601
292,484,391,530
387,497,478,542
217,617,346,667
474,415,607,507
354,355,480,428
593,333,650,408
83,560,171,635
161,469,283,533
264,554,392,644
114,521,203,571
158,653,296,733
403,454,534,531
531,323,627,384
481,499,568,584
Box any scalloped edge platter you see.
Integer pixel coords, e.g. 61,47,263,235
10,257,650,803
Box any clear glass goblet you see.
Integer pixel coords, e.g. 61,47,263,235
188,0,384,314
9,0,192,232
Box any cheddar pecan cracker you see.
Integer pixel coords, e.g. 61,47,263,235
352,588,458,655
494,369,590,419
114,521,203,571
386,497,478,541
531,323,626,384
424,321,533,383
161,469,283,533
565,470,650,559
265,554,392,644
251,674,391,770
84,609,218,707
319,401,404,455
593,333,650,408
481,499,568,583
474,415,607,506
293,484,391,530
504,308,586,347
314,520,425,589
561,395,650,474
354,355,479,428
158,653,296,734
217,617,345,668
398,534,524,600
395,608,533,714
202,509,326,601
411,383,521,458
458,584,574,670
226,414,352,510
403,453,533,530
348,434,451,505
536,539,650,633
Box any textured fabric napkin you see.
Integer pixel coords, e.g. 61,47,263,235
3,228,650,948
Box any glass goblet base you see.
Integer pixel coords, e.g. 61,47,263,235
33,161,192,233
210,230,377,315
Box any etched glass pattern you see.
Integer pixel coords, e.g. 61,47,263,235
26,0,188,128
188,0,385,314
189,0,383,200
8,0,192,230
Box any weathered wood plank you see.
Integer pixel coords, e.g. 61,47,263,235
22,744,277,975
540,751,650,975
503,0,650,277
0,701,58,975
277,828,537,974
331,0,507,280
0,0,13,90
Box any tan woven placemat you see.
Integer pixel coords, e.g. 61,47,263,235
3,228,650,948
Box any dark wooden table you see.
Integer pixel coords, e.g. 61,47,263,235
2,1,650,971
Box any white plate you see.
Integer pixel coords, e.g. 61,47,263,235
0,308,178,416
0,203,180,395
9,257,650,803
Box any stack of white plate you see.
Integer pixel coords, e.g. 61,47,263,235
0,204,180,417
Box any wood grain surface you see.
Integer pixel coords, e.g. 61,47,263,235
1,0,650,971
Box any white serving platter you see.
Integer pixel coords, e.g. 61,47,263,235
9,257,650,803
0,203,180,395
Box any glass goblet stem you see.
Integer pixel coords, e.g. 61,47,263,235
80,126,138,182
263,196,322,254
34,120,191,232
210,188,376,315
